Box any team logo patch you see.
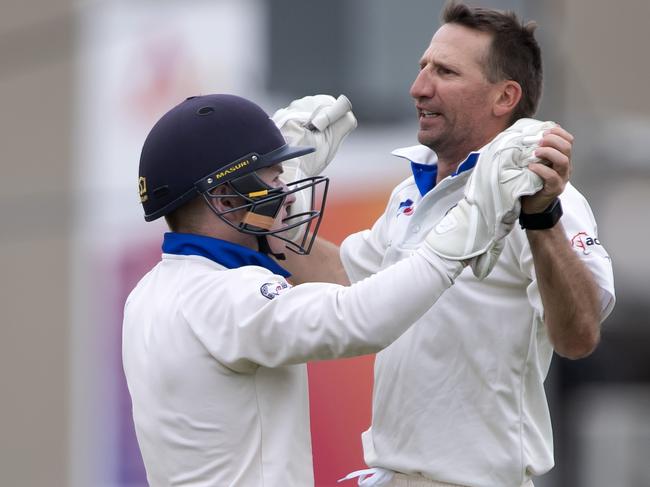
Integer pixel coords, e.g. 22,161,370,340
571,231,602,255
138,176,148,202
397,198,414,216
260,280,291,300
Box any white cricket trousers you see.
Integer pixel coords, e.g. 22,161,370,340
387,473,534,487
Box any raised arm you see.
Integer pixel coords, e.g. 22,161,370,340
526,223,601,358
271,95,357,284
522,126,602,358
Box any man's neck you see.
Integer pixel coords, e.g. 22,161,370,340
433,129,505,184
435,159,462,184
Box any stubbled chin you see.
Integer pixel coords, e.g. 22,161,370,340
418,114,447,139
417,128,441,146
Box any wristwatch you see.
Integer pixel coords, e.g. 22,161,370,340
519,198,563,230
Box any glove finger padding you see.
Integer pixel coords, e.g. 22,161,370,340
272,95,357,177
278,160,312,243
272,94,339,128
470,237,507,281
424,118,556,279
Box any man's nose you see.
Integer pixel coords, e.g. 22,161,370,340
410,68,434,99
283,184,297,206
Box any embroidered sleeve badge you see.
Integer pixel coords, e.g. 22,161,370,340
260,279,291,300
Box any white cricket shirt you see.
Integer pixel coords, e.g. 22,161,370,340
340,145,615,487
122,232,458,486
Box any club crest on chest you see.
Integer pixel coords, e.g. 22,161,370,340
397,199,415,217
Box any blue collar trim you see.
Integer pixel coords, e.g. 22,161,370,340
409,152,480,196
410,162,438,197
162,232,291,278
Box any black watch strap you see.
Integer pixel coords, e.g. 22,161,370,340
519,198,563,230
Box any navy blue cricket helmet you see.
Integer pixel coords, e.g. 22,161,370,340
138,94,329,256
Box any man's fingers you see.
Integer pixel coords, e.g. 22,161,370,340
522,163,566,213
544,125,574,143
527,162,566,194
533,146,571,179
308,95,353,131
539,133,572,158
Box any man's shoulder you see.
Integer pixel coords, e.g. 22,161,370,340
162,257,289,310
158,254,274,289
162,252,226,274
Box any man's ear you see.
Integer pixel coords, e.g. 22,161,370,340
208,184,235,212
493,80,522,118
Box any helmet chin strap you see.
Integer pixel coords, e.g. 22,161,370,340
257,235,286,261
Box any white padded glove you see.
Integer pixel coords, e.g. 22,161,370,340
273,95,357,243
272,94,357,176
277,161,310,243
425,118,557,279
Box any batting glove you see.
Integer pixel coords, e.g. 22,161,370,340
424,118,557,279
272,94,357,177
273,94,357,243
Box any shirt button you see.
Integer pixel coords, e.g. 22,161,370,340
412,225,421,233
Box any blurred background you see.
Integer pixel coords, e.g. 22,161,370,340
1,0,648,486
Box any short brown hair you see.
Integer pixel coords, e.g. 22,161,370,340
164,195,206,233
442,1,543,122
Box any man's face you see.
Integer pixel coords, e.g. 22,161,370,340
215,164,295,230
219,164,296,254
255,164,296,236
410,23,504,161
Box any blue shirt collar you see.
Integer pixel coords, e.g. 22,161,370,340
162,232,291,278
410,162,438,197
408,151,479,196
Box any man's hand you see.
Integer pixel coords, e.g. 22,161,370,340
521,126,574,214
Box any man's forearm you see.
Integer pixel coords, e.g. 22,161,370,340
527,222,602,359
277,236,350,285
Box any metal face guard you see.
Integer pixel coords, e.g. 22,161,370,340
203,174,329,256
